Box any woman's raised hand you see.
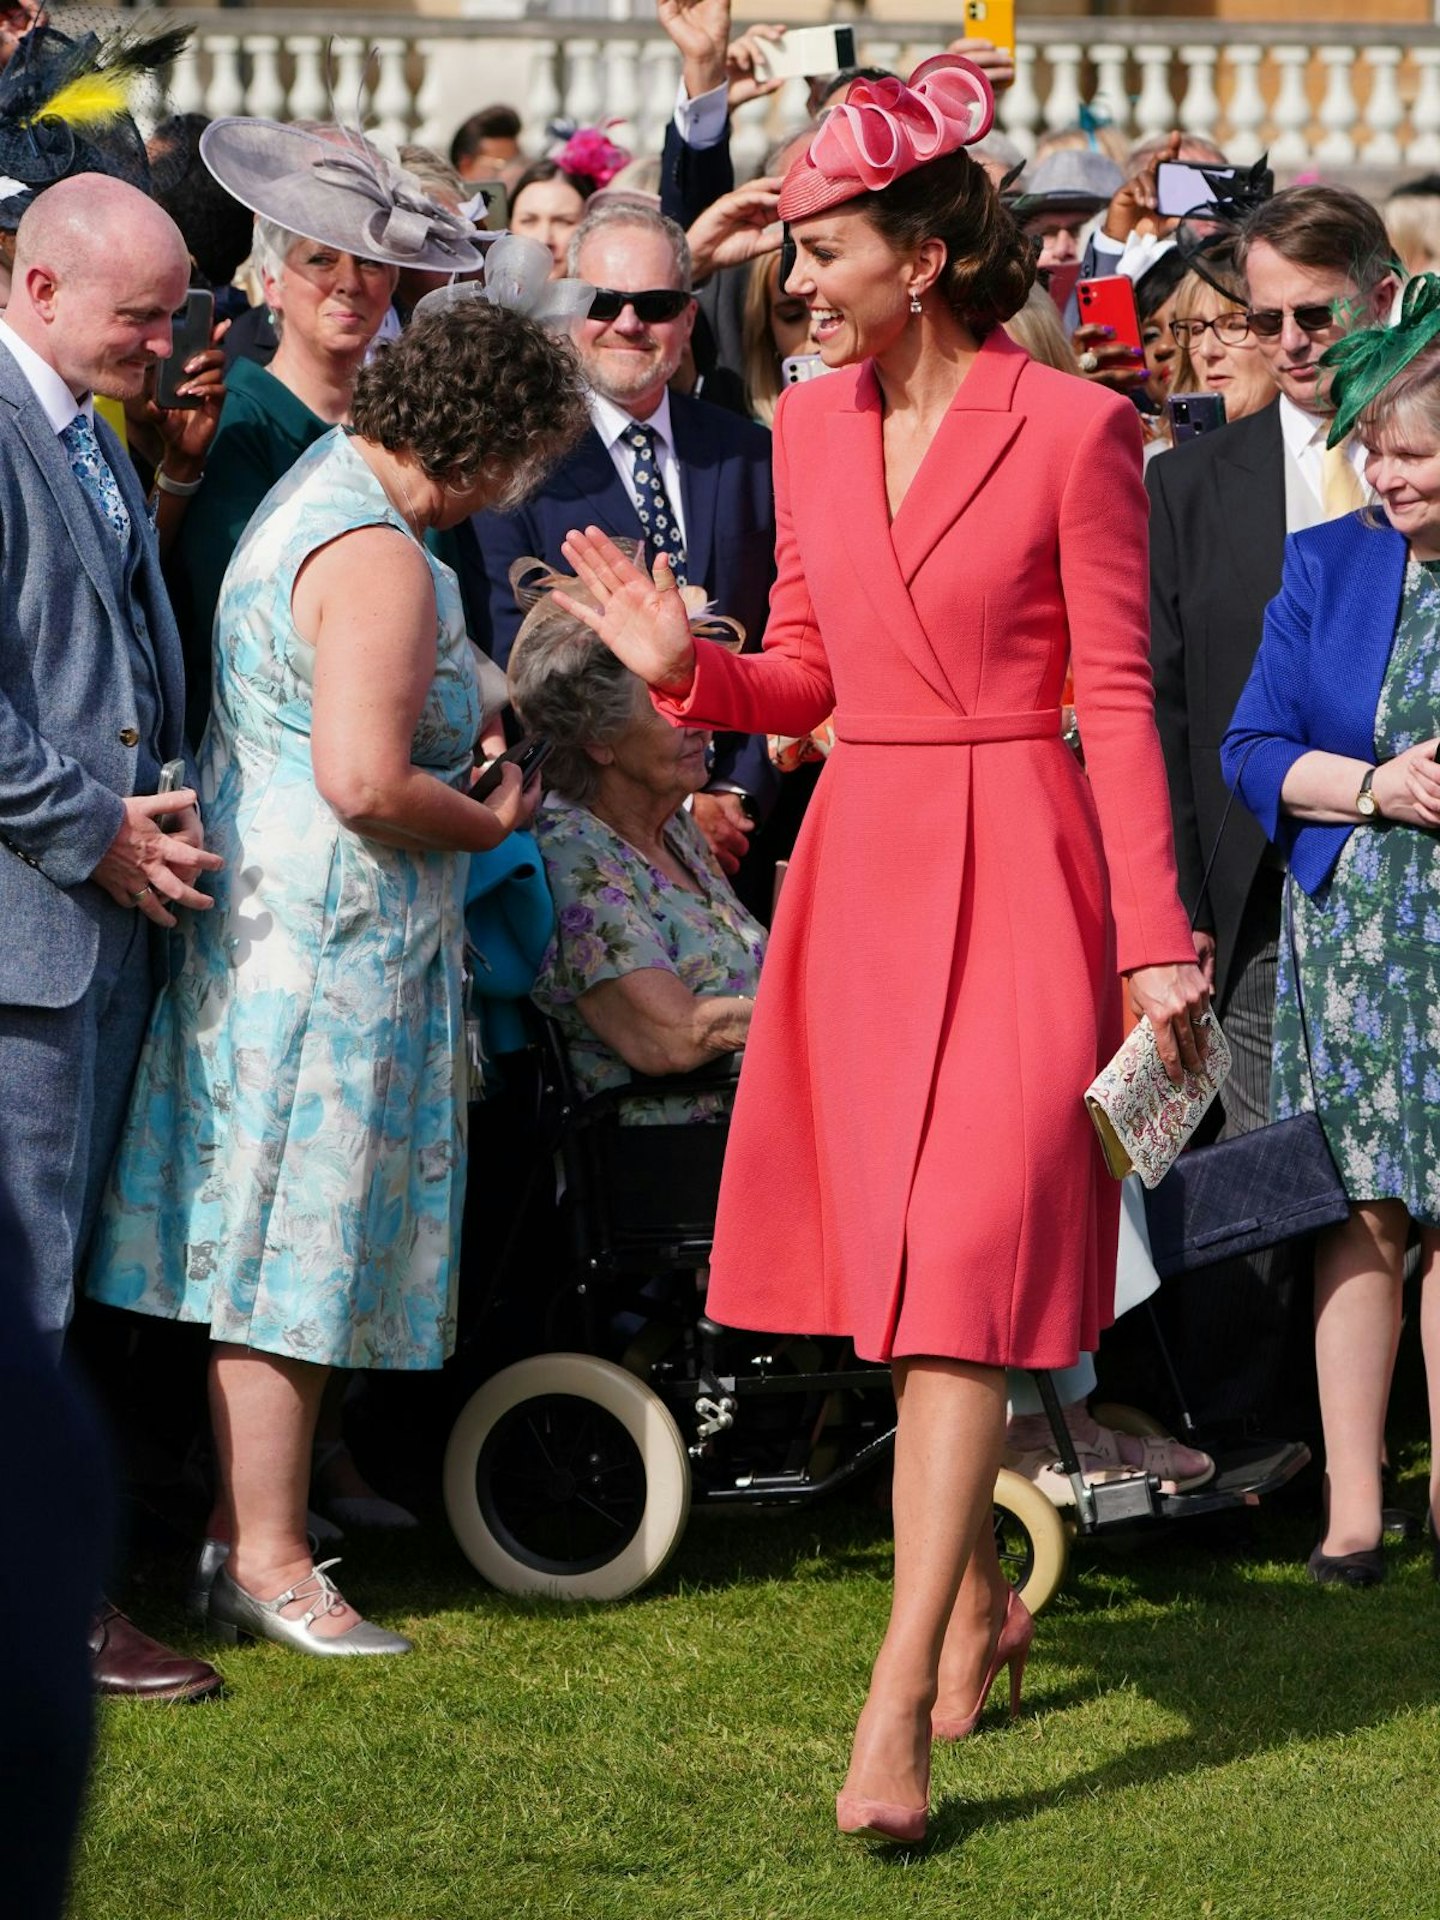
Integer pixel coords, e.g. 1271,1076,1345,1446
556,529,698,697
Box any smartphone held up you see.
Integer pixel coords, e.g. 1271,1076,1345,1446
154,289,214,410
473,736,553,803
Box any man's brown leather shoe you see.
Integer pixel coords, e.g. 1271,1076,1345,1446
89,1602,224,1702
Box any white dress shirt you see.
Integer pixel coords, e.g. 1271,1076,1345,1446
0,319,90,434
587,388,689,552
1278,392,1370,532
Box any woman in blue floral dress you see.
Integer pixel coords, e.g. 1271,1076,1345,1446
508,582,765,1125
88,303,587,1654
1224,291,1440,1588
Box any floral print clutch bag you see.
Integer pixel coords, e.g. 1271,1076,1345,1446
1085,1012,1231,1189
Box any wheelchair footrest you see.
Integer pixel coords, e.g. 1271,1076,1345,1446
1081,1472,1161,1526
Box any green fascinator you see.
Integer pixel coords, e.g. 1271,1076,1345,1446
1323,272,1440,448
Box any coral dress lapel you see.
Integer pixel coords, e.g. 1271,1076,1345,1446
828,366,955,709
828,337,1026,712
890,337,1025,586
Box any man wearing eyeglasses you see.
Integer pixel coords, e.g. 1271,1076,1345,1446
1145,184,1399,1439
467,198,778,881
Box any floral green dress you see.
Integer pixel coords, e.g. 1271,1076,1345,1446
530,794,766,1124
86,430,482,1369
1273,554,1440,1221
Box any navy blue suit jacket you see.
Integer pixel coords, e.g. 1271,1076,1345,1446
465,390,779,813
1223,511,1408,897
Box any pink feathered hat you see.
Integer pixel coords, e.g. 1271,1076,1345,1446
777,56,996,223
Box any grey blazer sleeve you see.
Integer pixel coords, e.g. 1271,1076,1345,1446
0,699,126,888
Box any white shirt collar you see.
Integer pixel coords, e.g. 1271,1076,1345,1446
1278,392,1330,458
587,386,675,457
0,319,91,435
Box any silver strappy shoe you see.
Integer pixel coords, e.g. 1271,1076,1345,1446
186,1538,231,1621
208,1559,412,1656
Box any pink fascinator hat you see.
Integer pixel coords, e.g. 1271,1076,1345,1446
778,56,995,223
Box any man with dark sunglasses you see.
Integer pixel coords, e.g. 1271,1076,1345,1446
467,198,779,887
1142,184,1399,1444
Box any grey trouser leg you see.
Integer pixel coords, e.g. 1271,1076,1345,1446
0,909,154,1341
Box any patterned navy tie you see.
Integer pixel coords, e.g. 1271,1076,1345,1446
60,413,132,547
622,422,687,585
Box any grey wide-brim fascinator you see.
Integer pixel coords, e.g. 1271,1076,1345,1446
200,116,482,273
412,233,594,327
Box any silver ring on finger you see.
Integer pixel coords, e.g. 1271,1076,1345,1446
131,884,154,905
1079,349,1100,374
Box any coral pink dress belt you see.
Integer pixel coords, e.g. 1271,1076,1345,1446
834,709,1063,745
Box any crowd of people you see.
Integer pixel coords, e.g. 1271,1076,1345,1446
8,0,1440,1889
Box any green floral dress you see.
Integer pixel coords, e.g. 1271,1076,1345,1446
1273,555,1440,1220
531,794,766,1124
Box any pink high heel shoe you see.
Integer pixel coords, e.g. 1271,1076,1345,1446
931,1588,1034,1742
835,1779,929,1846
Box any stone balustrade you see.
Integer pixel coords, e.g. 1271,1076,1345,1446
154,12,1440,186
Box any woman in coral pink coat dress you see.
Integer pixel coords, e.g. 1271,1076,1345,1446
558,58,1208,1844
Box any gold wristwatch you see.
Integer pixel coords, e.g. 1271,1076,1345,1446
1356,766,1381,819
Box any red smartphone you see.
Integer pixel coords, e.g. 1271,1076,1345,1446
1076,275,1143,354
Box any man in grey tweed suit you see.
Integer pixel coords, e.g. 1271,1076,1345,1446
0,174,224,1698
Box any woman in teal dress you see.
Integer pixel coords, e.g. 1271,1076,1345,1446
88,286,588,1654
1224,279,1440,1588
507,574,764,1123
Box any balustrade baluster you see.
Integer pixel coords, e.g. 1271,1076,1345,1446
1177,44,1219,143
1361,47,1404,167
603,38,641,152
636,39,676,159
566,40,604,132
1132,46,1174,143
1315,47,1358,166
1088,44,1131,146
206,35,244,120
168,39,205,118
1269,47,1312,169
1409,48,1440,165
331,38,370,127
524,41,563,151
998,42,1039,157
1222,46,1265,165
1042,44,1083,135
245,35,286,125
288,35,328,125
413,40,449,151
371,39,413,145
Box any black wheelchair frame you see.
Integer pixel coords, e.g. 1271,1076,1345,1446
442,1020,1310,1607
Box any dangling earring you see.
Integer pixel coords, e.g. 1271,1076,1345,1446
909,292,922,315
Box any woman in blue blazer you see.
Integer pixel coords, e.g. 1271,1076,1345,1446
1223,279,1440,1588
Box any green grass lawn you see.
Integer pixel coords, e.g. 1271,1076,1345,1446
76,1476,1440,1920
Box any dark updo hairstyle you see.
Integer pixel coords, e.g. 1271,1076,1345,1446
350,302,589,510
861,146,1035,339
512,155,594,207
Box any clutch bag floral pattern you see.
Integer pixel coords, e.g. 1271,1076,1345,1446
1085,1011,1231,1188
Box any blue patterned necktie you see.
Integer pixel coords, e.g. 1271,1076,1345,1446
60,412,132,548
622,422,687,585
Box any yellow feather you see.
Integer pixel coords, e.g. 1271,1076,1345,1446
22,72,131,132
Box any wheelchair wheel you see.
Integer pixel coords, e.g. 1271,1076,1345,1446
1089,1401,1170,1440
992,1467,1069,1616
444,1353,692,1601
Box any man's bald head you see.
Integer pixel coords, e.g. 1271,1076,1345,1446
9,174,191,400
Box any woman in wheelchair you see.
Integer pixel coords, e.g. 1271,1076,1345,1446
507,570,765,1121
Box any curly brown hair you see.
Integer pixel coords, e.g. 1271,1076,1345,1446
350,302,590,508
862,147,1035,339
